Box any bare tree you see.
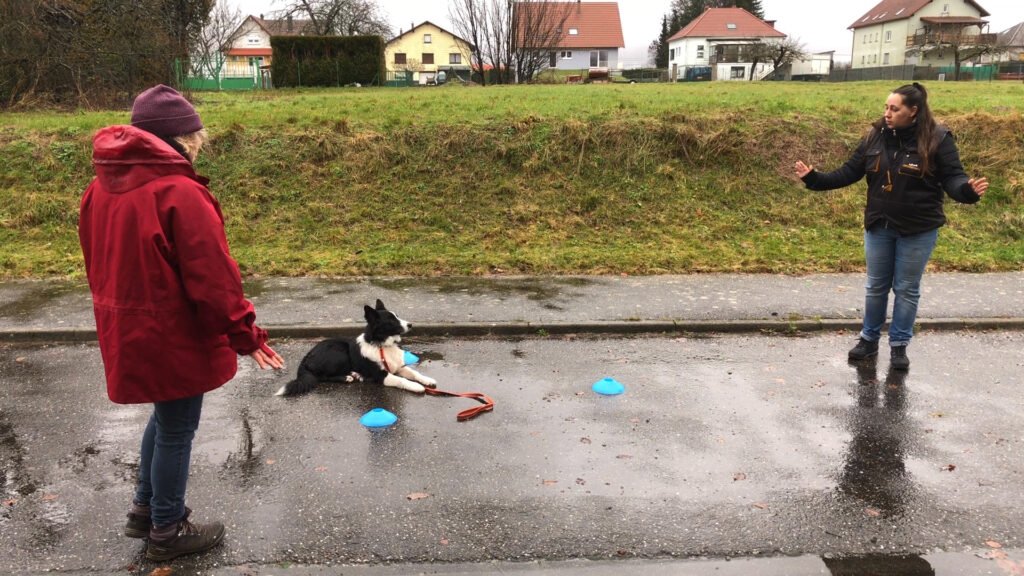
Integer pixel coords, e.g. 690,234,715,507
448,0,569,84
512,0,571,82
765,37,806,74
191,0,244,79
448,0,487,85
275,0,391,37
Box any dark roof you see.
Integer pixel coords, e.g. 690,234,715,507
515,2,625,49
999,21,1024,46
251,15,317,36
668,7,785,41
849,0,990,30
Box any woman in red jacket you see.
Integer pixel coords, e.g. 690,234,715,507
79,85,285,561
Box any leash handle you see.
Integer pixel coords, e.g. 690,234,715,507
424,387,494,421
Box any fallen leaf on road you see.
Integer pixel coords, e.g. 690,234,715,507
41,494,58,502
439,538,449,545
986,540,1003,549
929,412,945,418
542,479,558,486
942,464,957,472
580,437,591,444
266,459,276,465
2,499,16,507
865,507,881,517
148,567,173,576
15,357,26,363
752,502,769,510
406,492,431,501
733,472,747,481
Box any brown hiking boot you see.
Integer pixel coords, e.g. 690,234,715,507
145,510,225,561
126,505,191,539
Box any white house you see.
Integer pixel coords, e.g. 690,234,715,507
223,15,316,76
789,51,835,80
667,7,786,81
849,0,995,69
516,1,625,72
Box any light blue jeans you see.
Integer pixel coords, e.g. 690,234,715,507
133,394,204,527
860,226,939,347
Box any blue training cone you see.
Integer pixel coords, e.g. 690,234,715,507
403,350,420,366
592,377,625,396
360,408,398,428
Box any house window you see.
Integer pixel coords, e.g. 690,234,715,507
422,53,434,65
883,52,890,64
862,55,866,64
730,66,745,79
697,45,705,58
569,28,579,35
449,53,462,64
394,52,407,65
669,48,675,60
727,23,737,29
590,50,608,67
561,50,572,59
247,35,260,45
885,30,892,42
863,35,867,44
424,34,432,43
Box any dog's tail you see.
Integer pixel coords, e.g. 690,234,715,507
275,367,319,397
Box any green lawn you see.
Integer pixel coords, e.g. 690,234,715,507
2,81,1022,278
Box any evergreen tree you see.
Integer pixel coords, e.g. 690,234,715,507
654,14,670,69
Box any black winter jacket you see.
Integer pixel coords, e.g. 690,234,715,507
801,121,980,235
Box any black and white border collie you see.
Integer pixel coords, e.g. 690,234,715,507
275,299,437,397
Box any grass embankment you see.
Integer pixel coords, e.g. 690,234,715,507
1,81,1022,278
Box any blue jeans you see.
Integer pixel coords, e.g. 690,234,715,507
861,226,939,346
133,394,204,528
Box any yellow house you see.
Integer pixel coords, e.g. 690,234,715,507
385,21,474,84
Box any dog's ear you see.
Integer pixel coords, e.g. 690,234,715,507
364,305,379,322
375,299,386,311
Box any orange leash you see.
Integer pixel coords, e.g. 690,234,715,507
423,387,494,421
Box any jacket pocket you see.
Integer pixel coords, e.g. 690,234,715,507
898,154,924,178
864,149,882,174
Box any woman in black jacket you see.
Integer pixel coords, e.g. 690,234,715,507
794,83,988,370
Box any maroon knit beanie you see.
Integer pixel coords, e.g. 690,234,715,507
130,84,203,138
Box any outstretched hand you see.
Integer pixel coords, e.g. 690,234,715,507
794,161,813,179
969,177,989,197
251,343,285,370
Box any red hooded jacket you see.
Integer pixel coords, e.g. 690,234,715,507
79,125,268,404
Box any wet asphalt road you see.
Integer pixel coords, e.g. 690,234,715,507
1,331,1023,575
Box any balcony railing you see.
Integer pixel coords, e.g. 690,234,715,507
906,32,998,47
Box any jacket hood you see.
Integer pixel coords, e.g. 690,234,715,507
91,125,200,194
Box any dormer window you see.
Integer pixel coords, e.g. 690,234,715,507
569,28,578,35
726,23,737,29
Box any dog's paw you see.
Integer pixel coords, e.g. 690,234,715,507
407,382,426,393
420,376,437,388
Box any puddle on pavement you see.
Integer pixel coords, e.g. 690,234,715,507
368,277,594,302
835,359,918,518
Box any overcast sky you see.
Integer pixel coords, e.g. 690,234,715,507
232,0,1024,64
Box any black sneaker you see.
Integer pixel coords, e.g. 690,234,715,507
848,337,879,360
890,346,910,371
145,511,225,561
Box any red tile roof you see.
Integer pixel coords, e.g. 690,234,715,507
849,0,990,29
668,7,785,41
515,2,624,49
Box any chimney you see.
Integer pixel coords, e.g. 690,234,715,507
765,20,776,29
259,13,263,20
287,15,293,33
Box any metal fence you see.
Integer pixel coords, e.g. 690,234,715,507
828,64,1001,82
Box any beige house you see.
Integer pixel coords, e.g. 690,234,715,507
385,21,473,84
849,0,996,69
